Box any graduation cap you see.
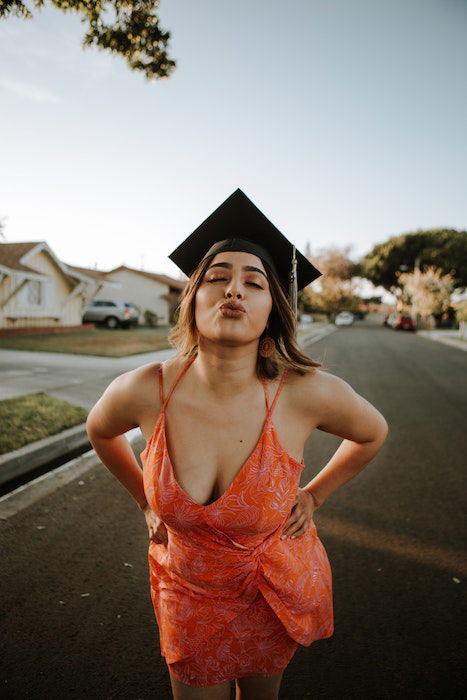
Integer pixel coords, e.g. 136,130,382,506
168,188,322,318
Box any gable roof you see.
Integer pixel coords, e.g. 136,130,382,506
0,242,48,276
106,265,186,291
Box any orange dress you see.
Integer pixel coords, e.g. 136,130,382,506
140,355,334,686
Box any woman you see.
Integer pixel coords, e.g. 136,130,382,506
86,190,389,700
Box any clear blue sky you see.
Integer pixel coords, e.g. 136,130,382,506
1,0,466,281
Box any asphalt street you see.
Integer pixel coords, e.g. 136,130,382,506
1,319,466,699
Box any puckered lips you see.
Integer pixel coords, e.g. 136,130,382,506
219,301,246,318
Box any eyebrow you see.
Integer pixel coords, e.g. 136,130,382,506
206,262,268,280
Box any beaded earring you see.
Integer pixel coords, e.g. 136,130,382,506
258,336,276,358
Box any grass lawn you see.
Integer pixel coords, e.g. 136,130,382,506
0,326,172,357
0,324,330,358
0,393,89,455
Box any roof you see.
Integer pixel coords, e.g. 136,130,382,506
0,244,186,292
64,263,110,281
0,242,48,276
106,265,186,291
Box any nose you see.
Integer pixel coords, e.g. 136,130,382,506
225,282,243,299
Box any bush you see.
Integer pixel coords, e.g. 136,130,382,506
144,310,159,327
454,300,467,322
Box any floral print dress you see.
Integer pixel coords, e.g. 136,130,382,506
140,355,334,686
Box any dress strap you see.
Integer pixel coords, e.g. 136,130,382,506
159,355,196,412
261,367,289,418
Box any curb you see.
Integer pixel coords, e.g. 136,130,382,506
298,324,338,345
0,424,91,488
415,330,467,353
0,427,145,520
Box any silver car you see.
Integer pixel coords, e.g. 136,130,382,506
82,299,140,329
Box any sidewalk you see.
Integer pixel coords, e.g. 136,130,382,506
416,329,467,352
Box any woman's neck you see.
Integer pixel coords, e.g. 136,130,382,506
191,343,260,399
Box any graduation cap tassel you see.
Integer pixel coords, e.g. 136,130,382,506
289,245,298,320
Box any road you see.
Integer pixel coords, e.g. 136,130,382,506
1,319,466,699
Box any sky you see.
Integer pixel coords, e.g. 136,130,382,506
1,0,466,296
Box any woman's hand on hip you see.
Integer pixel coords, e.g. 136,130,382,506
281,488,317,540
142,504,168,544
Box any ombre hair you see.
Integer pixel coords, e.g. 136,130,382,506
167,254,327,379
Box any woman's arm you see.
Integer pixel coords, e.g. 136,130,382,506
302,371,389,508
86,368,153,511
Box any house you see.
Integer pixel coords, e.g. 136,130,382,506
63,263,121,306
0,241,186,331
0,241,109,331
92,265,186,325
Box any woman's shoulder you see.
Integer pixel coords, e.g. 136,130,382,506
133,354,187,399
287,366,388,440
135,354,186,382
285,366,353,415
111,356,184,428
285,365,330,394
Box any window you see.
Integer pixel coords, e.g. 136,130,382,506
27,280,42,305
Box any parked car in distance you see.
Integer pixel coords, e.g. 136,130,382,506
334,311,355,327
383,312,398,327
384,313,416,331
82,300,140,329
393,315,416,331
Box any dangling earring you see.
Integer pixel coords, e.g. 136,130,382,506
259,335,276,358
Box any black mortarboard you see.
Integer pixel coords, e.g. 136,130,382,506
168,188,322,318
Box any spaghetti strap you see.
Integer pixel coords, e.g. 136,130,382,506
261,367,288,418
158,364,164,405
159,355,196,412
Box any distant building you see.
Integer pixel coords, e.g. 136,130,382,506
0,241,94,330
92,265,186,325
0,241,185,330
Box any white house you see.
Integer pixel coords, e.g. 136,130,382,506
93,265,186,325
0,241,107,331
64,263,121,306
0,241,186,331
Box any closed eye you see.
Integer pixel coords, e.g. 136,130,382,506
207,278,263,289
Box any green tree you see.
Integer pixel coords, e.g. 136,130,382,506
0,0,175,80
361,229,467,292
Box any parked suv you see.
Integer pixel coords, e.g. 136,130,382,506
82,300,140,329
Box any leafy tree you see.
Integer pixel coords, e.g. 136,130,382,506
396,265,455,326
303,245,363,320
361,229,467,292
311,244,361,281
0,0,176,80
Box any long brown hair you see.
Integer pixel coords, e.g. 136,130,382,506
167,254,327,379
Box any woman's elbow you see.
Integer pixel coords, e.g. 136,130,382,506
374,414,389,442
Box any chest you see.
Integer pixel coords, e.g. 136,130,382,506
141,387,312,507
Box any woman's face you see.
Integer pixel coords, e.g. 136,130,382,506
194,251,273,347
